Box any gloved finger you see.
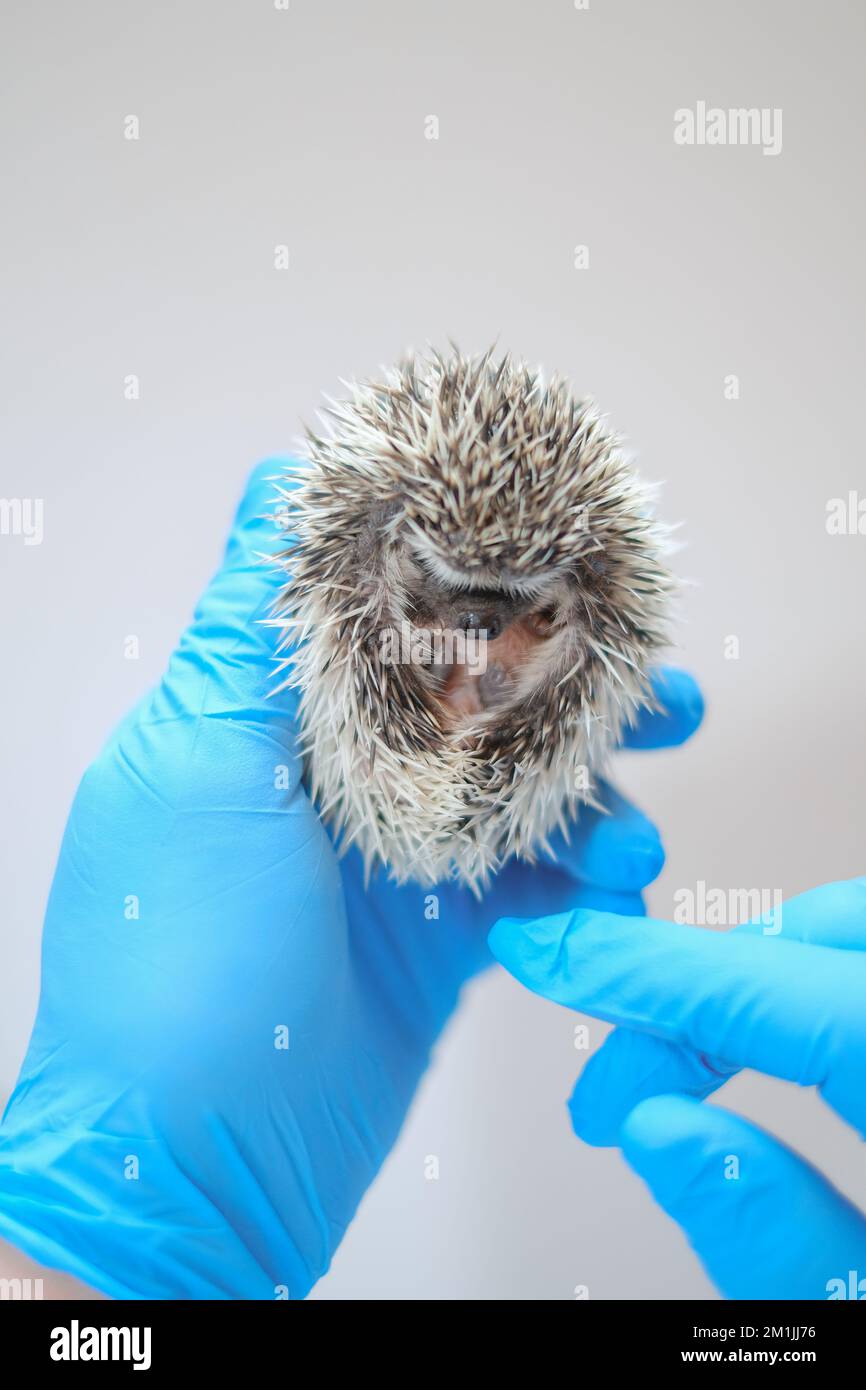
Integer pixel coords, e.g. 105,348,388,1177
619,667,704,750
487,902,866,1090
569,1032,735,1147
161,458,296,722
620,1094,866,1300
544,783,664,892
749,877,866,950
570,878,866,1146
483,878,647,922
398,875,646,999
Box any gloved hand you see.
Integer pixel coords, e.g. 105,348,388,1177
0,460,703,1299
488,879,866,1300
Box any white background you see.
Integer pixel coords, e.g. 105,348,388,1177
2,0,864,1298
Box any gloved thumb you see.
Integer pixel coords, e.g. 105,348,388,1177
620,1094,866,1300
162,458,297,724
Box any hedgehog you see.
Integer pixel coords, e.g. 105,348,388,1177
271,346,674,892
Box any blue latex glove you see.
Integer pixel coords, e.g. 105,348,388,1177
488,879,866,1300
0,460,703,1299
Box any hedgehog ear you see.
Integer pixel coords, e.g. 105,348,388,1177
351,501,403,574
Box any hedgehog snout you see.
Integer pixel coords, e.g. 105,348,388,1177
456,608,502,640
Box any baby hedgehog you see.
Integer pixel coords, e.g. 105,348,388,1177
273,346,673,892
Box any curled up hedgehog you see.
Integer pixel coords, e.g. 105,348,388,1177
272,346,674,892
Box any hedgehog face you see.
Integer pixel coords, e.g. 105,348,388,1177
396,555,568,722
275,346,673,890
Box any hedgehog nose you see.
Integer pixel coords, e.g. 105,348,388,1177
457,610,502,640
